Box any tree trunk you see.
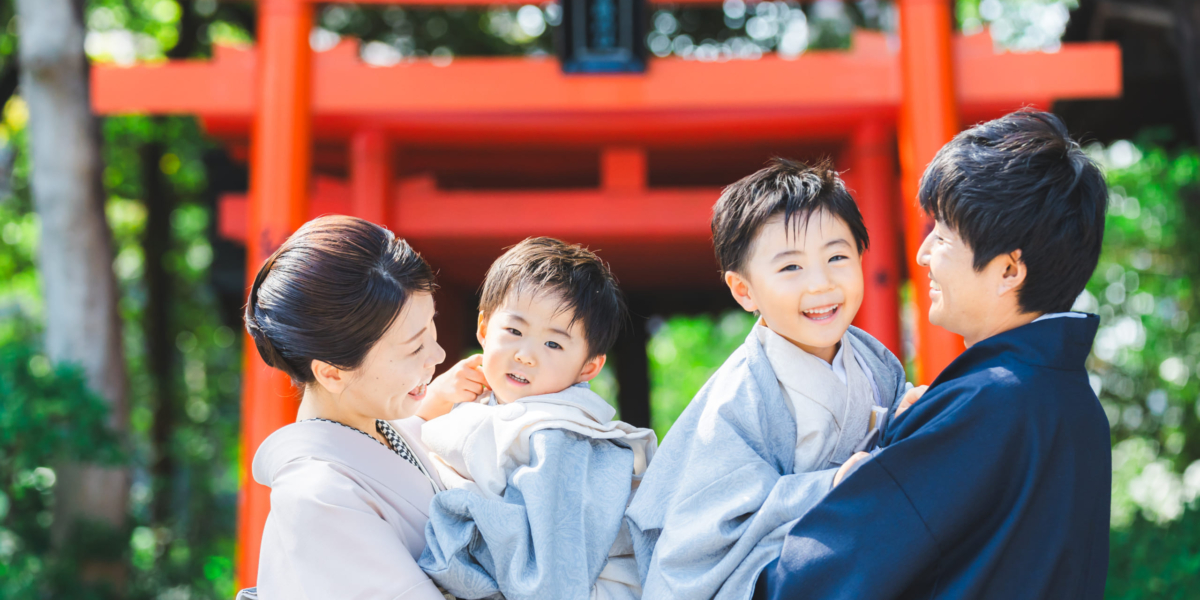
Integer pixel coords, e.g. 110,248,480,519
1175,0,1200,147
15,0,129,565
143,132,177,527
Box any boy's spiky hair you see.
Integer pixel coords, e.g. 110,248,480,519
711,157,869,275
479,237,627,358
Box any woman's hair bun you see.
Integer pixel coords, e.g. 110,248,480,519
242,215,437,386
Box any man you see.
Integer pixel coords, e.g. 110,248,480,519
756,110,1111,599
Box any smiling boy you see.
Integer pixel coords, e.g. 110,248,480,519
625,159,916,600
415,237,656,600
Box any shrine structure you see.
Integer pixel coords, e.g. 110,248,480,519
92,0,1121,584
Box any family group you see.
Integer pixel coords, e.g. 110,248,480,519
237,109,1112,600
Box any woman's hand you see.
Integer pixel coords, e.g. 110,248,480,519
416,354,488,421
895,385,929,417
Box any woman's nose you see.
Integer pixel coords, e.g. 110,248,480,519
429,341,447,367
916,232,934,268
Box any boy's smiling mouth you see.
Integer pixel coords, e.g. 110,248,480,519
802,304,841,322
507,372,531,385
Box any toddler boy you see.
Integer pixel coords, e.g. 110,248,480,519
625,159,921,600
416,237,656,600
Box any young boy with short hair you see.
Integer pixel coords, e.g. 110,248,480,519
416,237,656,600
626,159,919,600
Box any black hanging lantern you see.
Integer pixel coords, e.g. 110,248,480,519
558,0,647,73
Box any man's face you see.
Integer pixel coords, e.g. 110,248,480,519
477,290,601,403
728,210,864,363
916,221,999,344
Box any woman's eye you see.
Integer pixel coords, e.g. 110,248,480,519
506,327,522,336
411,344,424,356
779,264,800,273
546,341,562,350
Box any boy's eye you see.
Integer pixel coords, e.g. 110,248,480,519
779,264,800,273
506,327,522,336
545,341,563,350
829,254,848,263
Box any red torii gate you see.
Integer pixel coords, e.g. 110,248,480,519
92,0,1120,585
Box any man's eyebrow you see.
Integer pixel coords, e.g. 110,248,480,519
402,326,427,345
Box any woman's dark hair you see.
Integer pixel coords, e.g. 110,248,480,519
712,157,869,275
244,215,437,385
919,110,1107,314
479,237,627,359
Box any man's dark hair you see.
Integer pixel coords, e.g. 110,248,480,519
479,237,627,358
919,110,1107,314
711,158,869,275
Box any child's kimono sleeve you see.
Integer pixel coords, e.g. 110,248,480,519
419,429,637,600
625,339,838,600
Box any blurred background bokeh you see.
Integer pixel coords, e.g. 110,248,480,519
0,0,1197,597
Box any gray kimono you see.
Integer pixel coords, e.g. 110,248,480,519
624,326,907,600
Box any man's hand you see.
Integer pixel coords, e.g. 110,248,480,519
834,452,871,487
416,354,488,421
895,385,929,418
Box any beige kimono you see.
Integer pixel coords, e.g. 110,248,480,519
252,417,447,600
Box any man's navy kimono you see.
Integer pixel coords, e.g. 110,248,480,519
757,314,1111,599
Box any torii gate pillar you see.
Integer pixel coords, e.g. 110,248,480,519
236,0,313,585
898,0,966,383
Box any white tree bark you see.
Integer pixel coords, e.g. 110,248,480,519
16,0,129,539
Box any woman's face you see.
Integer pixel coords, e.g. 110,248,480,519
341,292,446,420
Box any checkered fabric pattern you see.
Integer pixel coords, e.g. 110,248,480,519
304,418,437,491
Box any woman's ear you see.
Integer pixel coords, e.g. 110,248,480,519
476,311,488,348
311,359,348,394
997,249,1027,298
724,271,758,313
576,354,607,384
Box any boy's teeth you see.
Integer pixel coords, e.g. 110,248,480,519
804,305,837,315
509,373,529,383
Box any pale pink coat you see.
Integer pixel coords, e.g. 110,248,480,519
252,418,447,600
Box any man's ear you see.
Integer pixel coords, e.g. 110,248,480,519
576,354,607,384
724,271,758,313
311,359,348,394
476,311,488,348
996,249,1027,297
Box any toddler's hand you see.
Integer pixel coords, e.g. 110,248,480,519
895,385,929,417
429,354,488,404
417,355,488,421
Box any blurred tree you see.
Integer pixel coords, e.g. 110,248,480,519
14,0,129,590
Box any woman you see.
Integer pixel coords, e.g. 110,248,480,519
240,215,449,599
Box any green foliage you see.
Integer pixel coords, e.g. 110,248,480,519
648,311,755,439
1107,506,1200,600
1081,141,1200,523
0,340,124,600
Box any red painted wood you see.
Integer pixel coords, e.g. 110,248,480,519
846,120,902,357
351,130,391,225
236,0,312,587
898,0,966,384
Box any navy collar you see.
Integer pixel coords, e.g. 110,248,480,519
931,312,1099,386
